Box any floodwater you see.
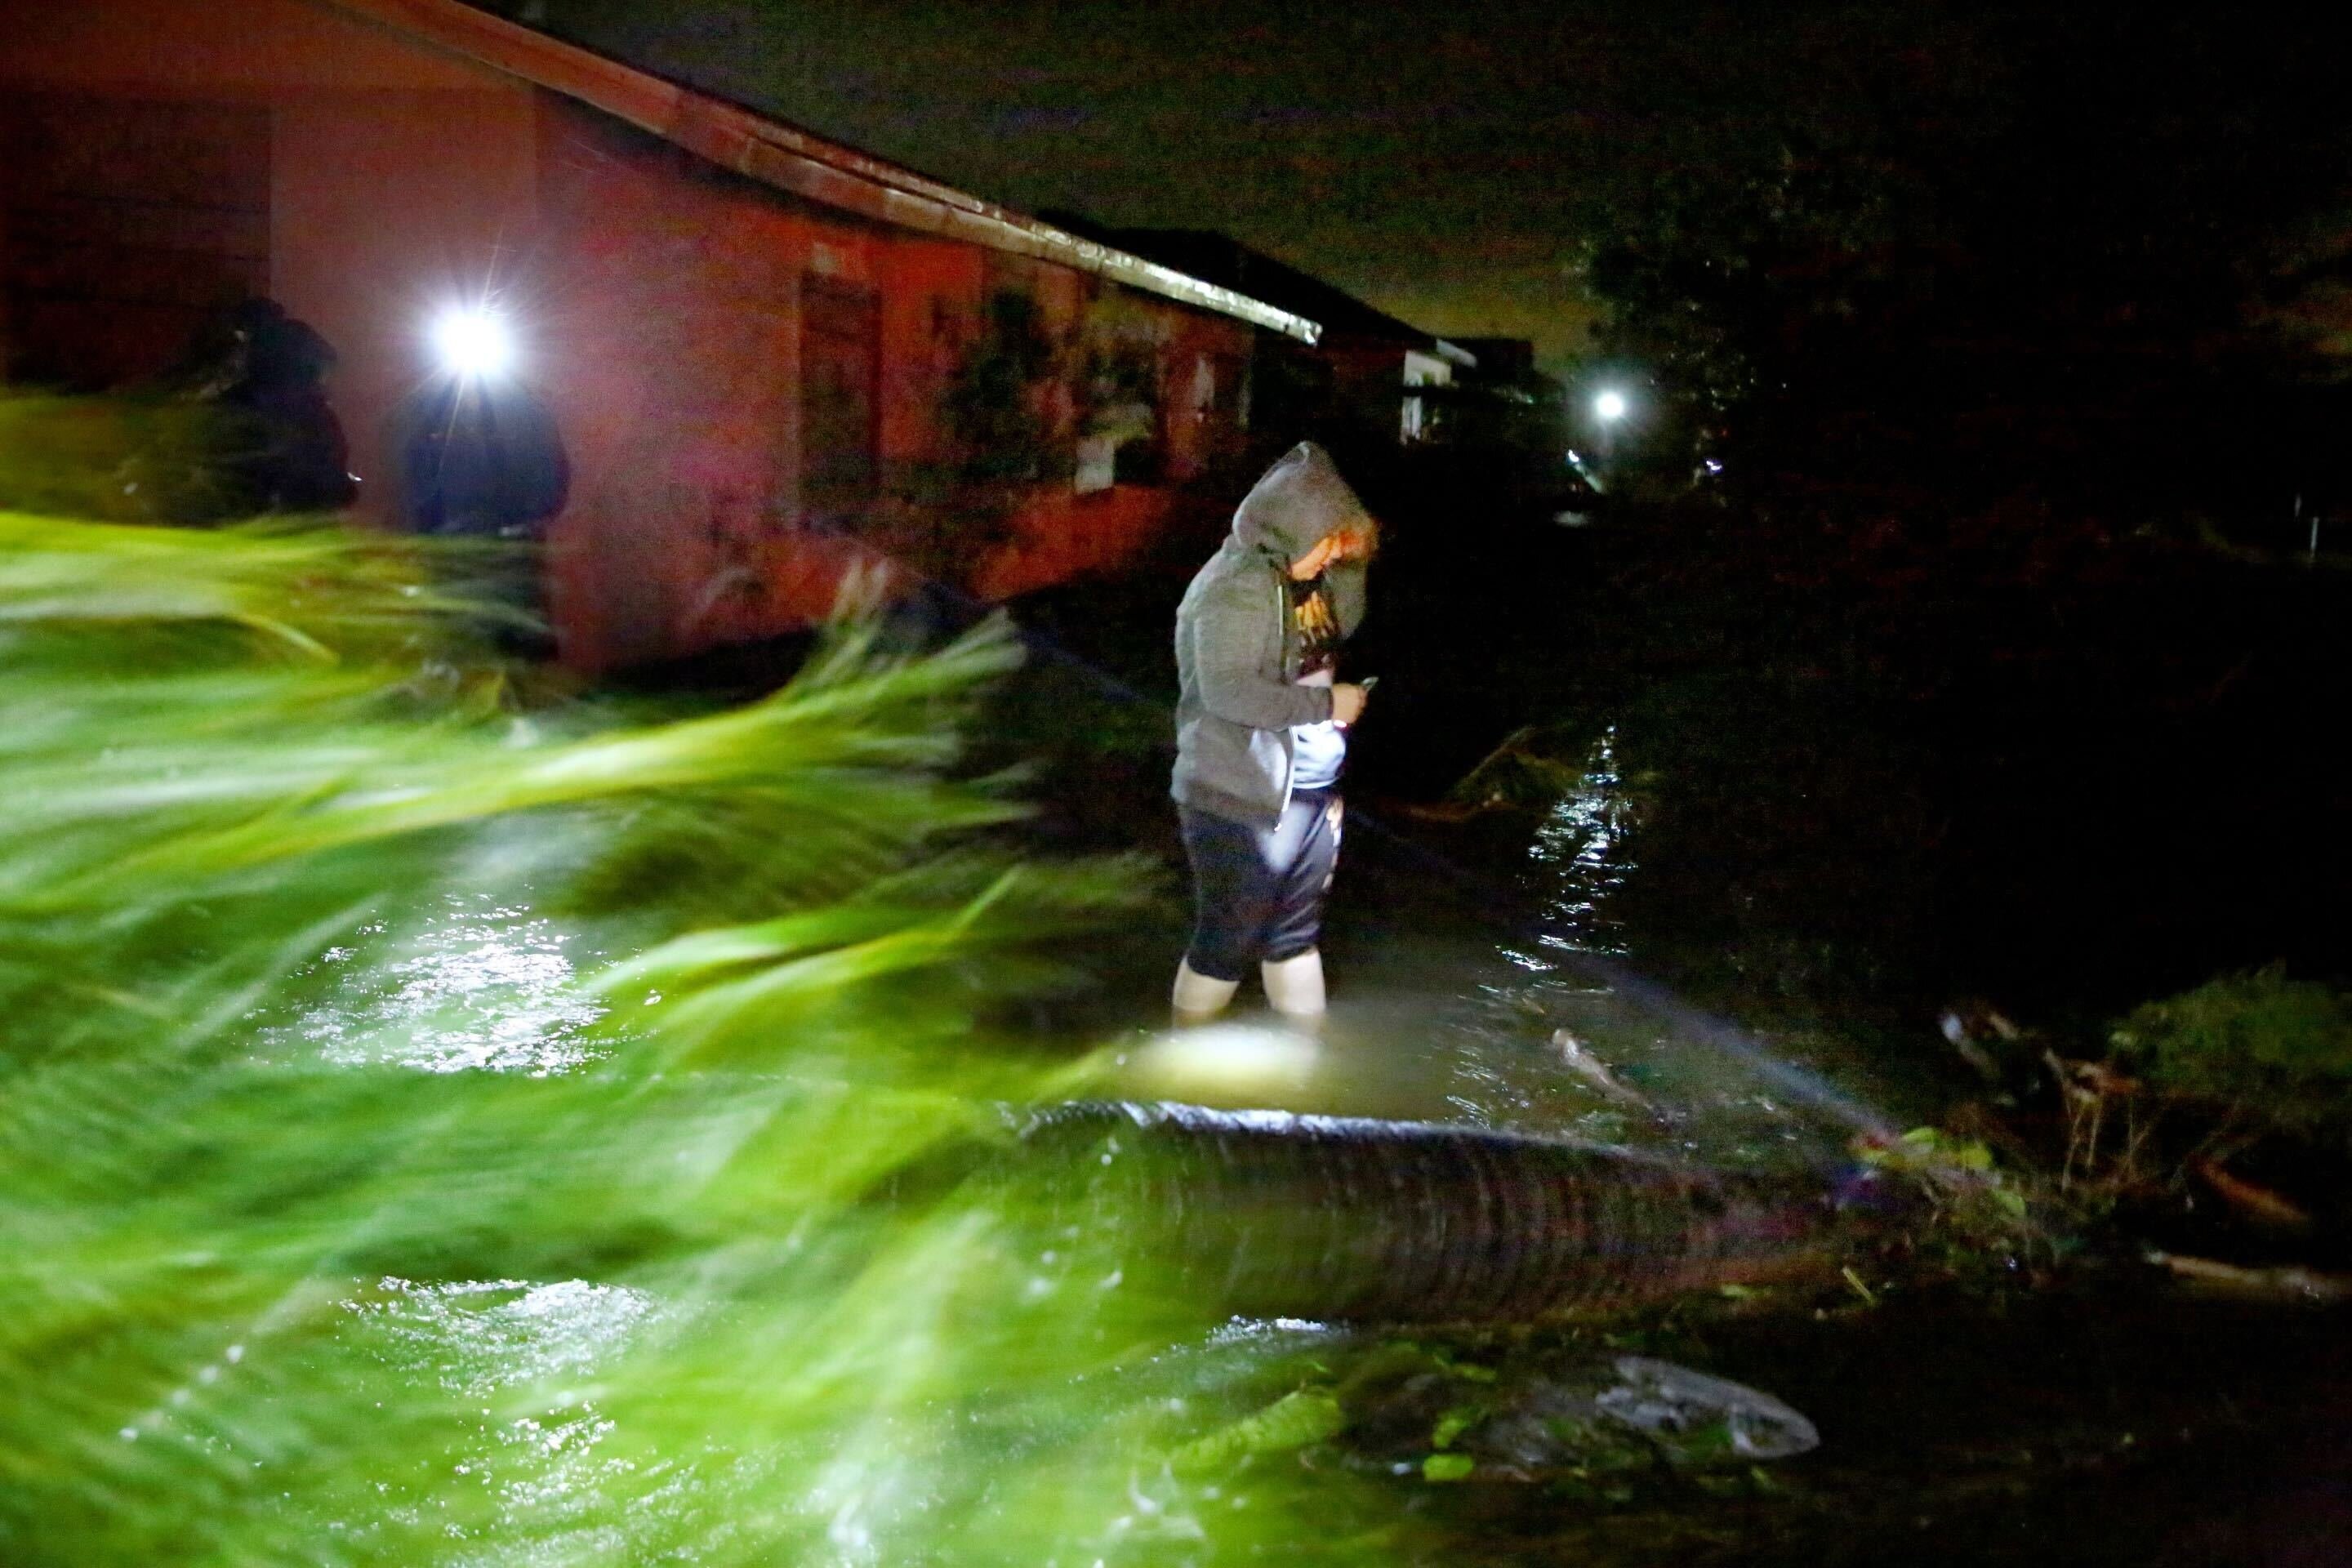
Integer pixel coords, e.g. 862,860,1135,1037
245,716,2028,1566
263,895,606,1076
242,526,2352,1565
1112,727,1910,1165
238,718,1905,1561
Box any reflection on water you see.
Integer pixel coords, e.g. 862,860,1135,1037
264,896,605,1076
1111,731,1655,1128
1119,1022,1326,1106
283,719,1889,1566
340,1278,676,1558
347,1277,660,1397
1111,716,1891,1183
1110,982,1829,1174
1522,724,1634,960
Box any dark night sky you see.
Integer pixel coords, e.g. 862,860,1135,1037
532,0,1666,370
527,3,2347,379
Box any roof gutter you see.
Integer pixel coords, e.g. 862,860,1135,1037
318,0,1322,344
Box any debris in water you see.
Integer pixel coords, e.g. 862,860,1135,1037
2188,1154,2314,1234
1170,1388,1345,1470
1592,1356,1820,1461
1381,1354,1820,1477
1940,1000,2021,1084
2145,1250,2352,1304
1840,1265,1879,1307
1551,1028,1659,1116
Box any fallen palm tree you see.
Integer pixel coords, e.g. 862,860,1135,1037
1024,1101,1838,1322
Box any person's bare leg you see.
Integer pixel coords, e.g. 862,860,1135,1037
1261,949,1327,1025
1172,957,1240,1026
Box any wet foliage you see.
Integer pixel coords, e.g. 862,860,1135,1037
0,435,1294,1561
0,392,254,524
2111,969,2352,1142
12,363,2352,1566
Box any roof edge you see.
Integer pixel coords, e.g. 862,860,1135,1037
314,0,1322,343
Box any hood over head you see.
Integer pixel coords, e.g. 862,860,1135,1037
1231,442,1372,564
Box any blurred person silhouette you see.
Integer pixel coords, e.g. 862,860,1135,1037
391,329,569,656
169,297,359,517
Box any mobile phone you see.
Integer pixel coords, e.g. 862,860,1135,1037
1358,675,1380,694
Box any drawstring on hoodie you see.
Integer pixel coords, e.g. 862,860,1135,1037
1170,441,1372,828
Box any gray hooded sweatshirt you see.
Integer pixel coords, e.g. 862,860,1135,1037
1171,442,1370,826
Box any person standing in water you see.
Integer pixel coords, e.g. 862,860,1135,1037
1170,441,1378,1026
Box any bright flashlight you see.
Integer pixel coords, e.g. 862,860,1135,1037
1593,390,1628,423
430,306,514,380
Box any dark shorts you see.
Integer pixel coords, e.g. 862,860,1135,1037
1179,789,1343,982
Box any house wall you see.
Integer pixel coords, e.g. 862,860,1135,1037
531,98,828,666
1316,336,1415,448
0,0,1260,670
532,102,1254,666
0,0,542,521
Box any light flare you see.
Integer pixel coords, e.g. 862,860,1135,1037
430,305,516,380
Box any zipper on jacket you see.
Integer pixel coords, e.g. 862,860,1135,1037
1273,567,1296,817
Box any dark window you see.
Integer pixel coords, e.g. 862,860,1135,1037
1210,352,1248,424
2,95,271,390
799,274,880,519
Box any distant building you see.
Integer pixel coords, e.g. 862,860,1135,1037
1043,224,1476,453
1446,336,1569,460
1451,337,1539,381
0,0,1319,669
